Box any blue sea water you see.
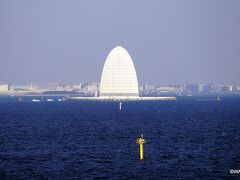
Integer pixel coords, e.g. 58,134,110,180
0,96,240,179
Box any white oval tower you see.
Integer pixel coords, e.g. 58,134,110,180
99,46,139,98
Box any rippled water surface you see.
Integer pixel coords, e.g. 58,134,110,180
0,96,240,179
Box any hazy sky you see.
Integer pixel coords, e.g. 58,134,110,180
0,0,239,85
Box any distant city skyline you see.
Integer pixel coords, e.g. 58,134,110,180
1,80,240,96
0,0,240,85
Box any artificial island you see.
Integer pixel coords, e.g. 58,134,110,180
70,46,176,101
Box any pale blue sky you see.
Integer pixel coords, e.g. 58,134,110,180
0,0,239,85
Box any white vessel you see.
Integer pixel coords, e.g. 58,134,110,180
47,99,54,102
32,99,41,102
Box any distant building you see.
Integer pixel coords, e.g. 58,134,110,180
81,83,99,94
0,84,9,92
237,85,240,92
80,83,89,90
156,86,176,93
232,85,240,92
47,82,61,89
86,84,98,92
203,83,214,93
72,84,82,91
213,84,222,92
63,85,72,91
142,84,156,94
199,84,205,92
186,84,199,94
221,86,231,93
94,91,99,97
139,85,144,92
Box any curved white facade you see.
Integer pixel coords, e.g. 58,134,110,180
99,46,139,98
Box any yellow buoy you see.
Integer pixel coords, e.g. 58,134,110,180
137,134,146,160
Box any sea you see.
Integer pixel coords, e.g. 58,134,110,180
0,95,240,179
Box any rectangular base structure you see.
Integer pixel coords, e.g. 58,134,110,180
68,96,176,101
